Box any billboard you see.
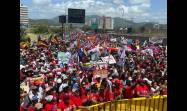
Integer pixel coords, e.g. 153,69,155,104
59,15,66,23
68,8,85,23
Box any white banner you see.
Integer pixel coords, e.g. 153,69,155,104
101,55,116,64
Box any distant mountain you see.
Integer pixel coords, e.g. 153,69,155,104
29,15,166,29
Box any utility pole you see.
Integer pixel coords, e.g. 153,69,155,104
103,16,106,34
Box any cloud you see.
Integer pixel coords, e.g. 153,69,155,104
129,0,150,5
28,0,166,24
32,0,51,6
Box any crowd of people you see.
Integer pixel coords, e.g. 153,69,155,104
20,33,167,111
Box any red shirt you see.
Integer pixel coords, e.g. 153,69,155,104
81,95,87,103
44,103,55,111
115,88,121,97
71,96,82,106
123,86,134,99
57,100,74,111
28,105,35,111
20,106,24,111
135,85,149,97
104,88,114,101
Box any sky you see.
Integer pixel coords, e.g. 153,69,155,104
20,0,167,24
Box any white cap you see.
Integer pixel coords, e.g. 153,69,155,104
59,83,68,92
57,72,61,75
91,82,96,85
109,77,113,80
95,75,101,78
45,95,53,102
62,74,68,79
128,77,132,81
20,65,25,70
57,78,62,83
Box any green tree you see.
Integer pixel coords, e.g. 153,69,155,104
140,26,146,33
82,25,92,32
48,27,61,34
32,25,49,34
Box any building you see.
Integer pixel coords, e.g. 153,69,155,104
98,16,113,30
20,4,29,28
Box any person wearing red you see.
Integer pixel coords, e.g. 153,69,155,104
71,89,82,107
134,80,149,97
123,81,134,99
57,95,75,111
104,87,114,102
43,95,57,111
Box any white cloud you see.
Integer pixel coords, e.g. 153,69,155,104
129,0,150,5
32,0,51,6
28,0,166,24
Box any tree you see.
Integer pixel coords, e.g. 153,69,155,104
48,27,61,34
32,25,49,34
140,26,146,33
82,25,92,32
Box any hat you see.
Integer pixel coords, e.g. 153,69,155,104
57,72,61,75
77,70,82,74
128,77,132,81
35,103,43,109
109,77,113,80
20,65,25,70
62,74,68,80
91,82,96,85
59,83,68,92
31,86,37,90
45,95,53,102
72,87,78,92
57,78,62,83
32,96,38,101
95,75,101,78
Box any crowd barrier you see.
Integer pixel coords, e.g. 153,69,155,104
76,95,167,111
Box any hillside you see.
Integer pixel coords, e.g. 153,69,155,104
29,15,167,29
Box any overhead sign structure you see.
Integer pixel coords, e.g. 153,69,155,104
68,8,85,23
59,15,66,23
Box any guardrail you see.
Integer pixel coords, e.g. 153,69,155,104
76,95,167,111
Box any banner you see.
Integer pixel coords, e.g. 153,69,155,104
93,69,108,78
58,52,70,67
149,38,163,44
86,35,96,43
110,38,117,42
30,75,45,85
101,55,116,64
20,81,29,93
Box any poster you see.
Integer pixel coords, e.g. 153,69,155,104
58,52,70,66
30,75,45,85
93,69,108,78
101,55,116,64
